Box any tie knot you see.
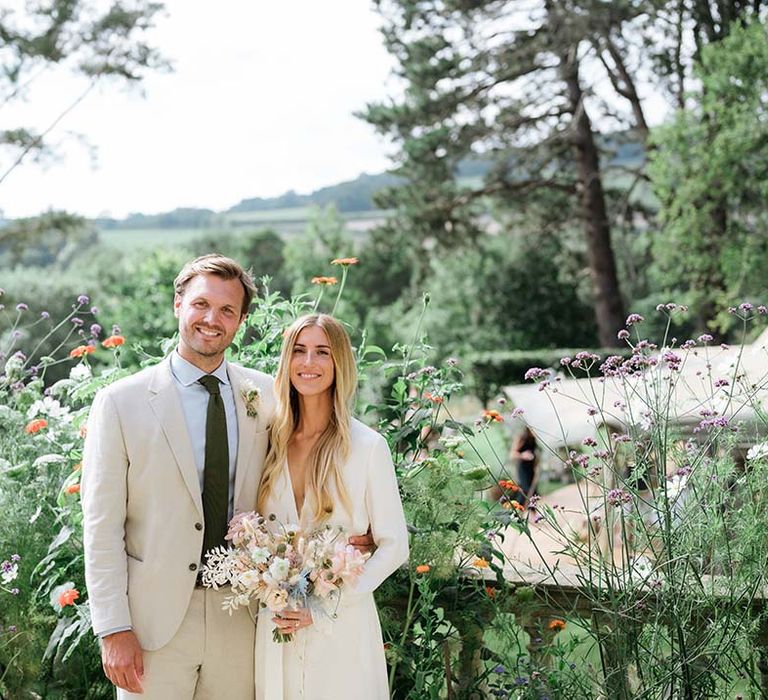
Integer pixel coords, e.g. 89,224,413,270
198,374,221,395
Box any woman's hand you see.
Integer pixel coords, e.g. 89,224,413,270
272,607,313,633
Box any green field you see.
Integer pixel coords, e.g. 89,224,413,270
97,208,390,250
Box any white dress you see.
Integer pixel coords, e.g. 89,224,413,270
254,419,409,700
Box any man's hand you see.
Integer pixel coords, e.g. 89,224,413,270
101,630,144,693
348,526,376,555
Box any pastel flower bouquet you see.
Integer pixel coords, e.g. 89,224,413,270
202,512,367,642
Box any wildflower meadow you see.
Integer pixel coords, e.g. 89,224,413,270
2,263,768,699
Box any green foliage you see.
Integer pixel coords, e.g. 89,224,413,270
649,19,768,335
189,229,293,295
0,0,167,180
0,212,98,269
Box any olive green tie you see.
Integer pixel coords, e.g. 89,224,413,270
198,374,229,557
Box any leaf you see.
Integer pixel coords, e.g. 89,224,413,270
48,525,73,553
443,419,474,437
43,616,71,662
32,454,67,468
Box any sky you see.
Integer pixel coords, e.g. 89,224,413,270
0,2,398,219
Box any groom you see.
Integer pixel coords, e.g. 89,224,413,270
82,254,370,698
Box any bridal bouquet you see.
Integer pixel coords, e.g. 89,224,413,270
201,512,367,642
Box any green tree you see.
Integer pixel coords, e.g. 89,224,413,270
0,210,98,268
0,0,167,184
649,19,768,334
362,0,662,346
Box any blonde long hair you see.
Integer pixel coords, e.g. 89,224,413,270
257,314,356,523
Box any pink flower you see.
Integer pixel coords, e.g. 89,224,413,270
265,587,288,612
330,543,366,583
311,570,339,598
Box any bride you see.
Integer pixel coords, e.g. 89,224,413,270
254,313,409,700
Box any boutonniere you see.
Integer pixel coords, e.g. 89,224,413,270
241,382,261,419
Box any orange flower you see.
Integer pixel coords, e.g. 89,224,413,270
483,409,503,422
78,424,88,439
423,392,444,404
102,335,125,349
65,483,81,495
25,418,48,434
415,564,431,574
485,585,497,598
330,257,359,266
58,588,80,607
311,276,338,286
548,619,566,632
498,479,519,491
69,345,95,358
511,501,525,512
501,501,512,510
473,557,490,569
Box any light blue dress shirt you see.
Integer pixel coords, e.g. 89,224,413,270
169,349,239,521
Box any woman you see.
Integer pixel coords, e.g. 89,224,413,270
254,314,409,700
512,426,538,504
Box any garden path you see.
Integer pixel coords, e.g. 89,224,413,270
500,481,626,572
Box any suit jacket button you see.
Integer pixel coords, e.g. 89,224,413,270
188,563,197,571
195,522,203,531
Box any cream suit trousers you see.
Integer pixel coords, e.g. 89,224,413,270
117,587,255,700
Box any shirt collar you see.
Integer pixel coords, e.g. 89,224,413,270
170,349,230,388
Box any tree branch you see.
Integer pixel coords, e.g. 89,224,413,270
0,80,96,186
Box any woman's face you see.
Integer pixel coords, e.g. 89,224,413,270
289,325,335,398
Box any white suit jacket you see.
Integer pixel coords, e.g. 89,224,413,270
81,355,274,650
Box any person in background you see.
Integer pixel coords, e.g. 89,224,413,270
511,426,539,504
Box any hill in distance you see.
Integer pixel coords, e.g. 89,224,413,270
94,139,644,233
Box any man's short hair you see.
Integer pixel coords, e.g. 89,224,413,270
174,254,256,317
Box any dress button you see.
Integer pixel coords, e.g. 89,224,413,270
188,563,197,571
195,522,203,531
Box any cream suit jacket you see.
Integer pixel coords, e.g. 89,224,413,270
81,355,275,651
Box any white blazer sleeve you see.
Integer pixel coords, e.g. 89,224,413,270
81,389,132,635
352,434,409,595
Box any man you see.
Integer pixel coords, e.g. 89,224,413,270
82,254,372,698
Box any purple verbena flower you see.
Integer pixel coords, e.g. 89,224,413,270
77,294,90,305
607,488,631,507
617,329,630,340
625,313,644,326
15,303,27,312
524,367,549,381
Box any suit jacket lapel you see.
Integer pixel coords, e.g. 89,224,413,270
228,363,258,508
147,357,204,518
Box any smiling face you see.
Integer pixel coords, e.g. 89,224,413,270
289,325,336,398
174,273,246,371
